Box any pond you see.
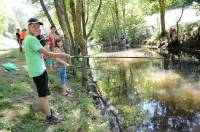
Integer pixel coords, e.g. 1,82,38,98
88,47,200,131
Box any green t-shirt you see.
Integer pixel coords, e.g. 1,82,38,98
24,34,46,77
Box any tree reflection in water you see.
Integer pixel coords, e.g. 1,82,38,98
89,49,200,131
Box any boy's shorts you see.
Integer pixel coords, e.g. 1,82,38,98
33,70,50,97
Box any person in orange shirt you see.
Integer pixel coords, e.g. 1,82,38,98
20,29,27,41
20,29,27,52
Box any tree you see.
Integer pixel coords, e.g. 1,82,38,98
32,0,56,27
85,0,102,39
1,1,28,37
159,0,167,36
46,0,90,88
0,1,6,35
110,0,121,48
39,0,55,27
54,0,73,54
70,0,88,87
143,0,167,36
140,0,187,36
176,1,185,41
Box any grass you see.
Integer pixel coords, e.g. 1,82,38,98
0,49,109,132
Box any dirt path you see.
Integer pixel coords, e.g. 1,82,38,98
0,36,18,55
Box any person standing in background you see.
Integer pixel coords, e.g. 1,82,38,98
20,29,27,52
20,29,27,41
16,28,22,52
48,26,58,51
54,38,73,97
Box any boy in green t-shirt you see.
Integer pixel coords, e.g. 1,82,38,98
24,18,70,124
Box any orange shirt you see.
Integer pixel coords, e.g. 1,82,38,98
20,32,27,40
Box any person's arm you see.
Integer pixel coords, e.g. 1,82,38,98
30,37,70,59
39,48,70,59
56,58,70,66
54,48,70,66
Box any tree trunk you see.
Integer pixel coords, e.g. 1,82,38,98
110,7,118,44
54,0,71,53
81,0,87,39
111,0,121,49
159,0,166,36
39,0,55,27
121,0,125,22
121,0,126,32
85,0,90,25
77,0,88,88
66,17,76,55
61,0,75,55
70,0,79,55
70,0,88,88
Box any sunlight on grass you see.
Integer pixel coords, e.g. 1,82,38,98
22,65,28,72
72,108,81,120
0,99,13,110
0,50,13,56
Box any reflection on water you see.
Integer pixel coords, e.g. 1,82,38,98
89,48,200,131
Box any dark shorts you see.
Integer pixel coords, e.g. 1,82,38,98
33,70,50,97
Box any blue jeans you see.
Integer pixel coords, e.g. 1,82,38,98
58,67,67,85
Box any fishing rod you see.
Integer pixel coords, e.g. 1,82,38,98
71,55,200,61
71,55,165,59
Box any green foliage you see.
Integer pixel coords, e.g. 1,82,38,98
93,0,148,46
193,1,200,15
31,0,38,4
86,0,194,45
139,0,159,15
0,2,29,38
123,16,150,46
0,1,5,35
12,8,28,29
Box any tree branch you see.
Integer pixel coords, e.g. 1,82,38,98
177,2,185,23
39,0,55,26
82,0,87,39
86,0,102,39
176,1,185,40
85,0,90,25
